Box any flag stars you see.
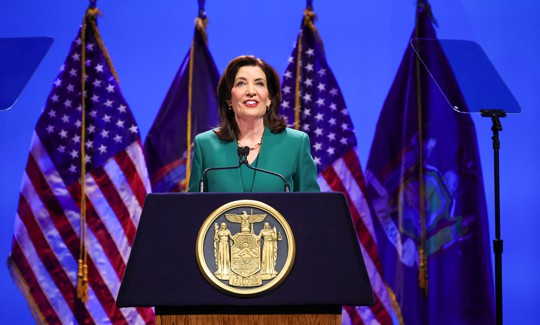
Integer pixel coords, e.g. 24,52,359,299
72,135,81,143
57,145,66,153
302,124,310,131
316,98,325,106
305,63,314,72
114,134,122,143
75,38,82,46
61,115,70,123
313,156,321,165
314,128,323,137
46,125,54,133
302,93,312,103
85,140,93,149
95,64,104,73
116,120,125,128
67,84,75,93
317,83,326,91
89,110,98,118
330,103,337,111
329,118,336,125
84,154,92,164
63,99,72,108
129,124,138,134
117,104,127,113
340,137,349,145
75,119,81,128
328,133,336,141
48,109,57,118
315,113,324,121
284,71,293,79
104,100,113,108
326,147,335,156
281,100,290,109
93,79,102,88
106,84,115,93
91,94,99,103
98,144,107,154
288,56,294,63
282,86,291,95
100,130,109,138
70,149,78,158
102,114,112,123
59,129,68,138
341,123,349,130
72,53,80,61
341,108,349,115
317,68,327,76
306,48,315,56
313,142,322,151
85,59,92,67
87,125,96,133
51,94,59,103
54,79,62,87
330,88,338,96
86,43,95,51
69,165,77,173
69,68,77,77
302,108,311,117
303,78,313,87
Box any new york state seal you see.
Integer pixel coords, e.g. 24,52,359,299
196,200,295,295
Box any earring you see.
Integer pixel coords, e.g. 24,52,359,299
266,106,270,112
228,105,232,111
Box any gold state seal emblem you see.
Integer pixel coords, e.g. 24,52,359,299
196,200,295,295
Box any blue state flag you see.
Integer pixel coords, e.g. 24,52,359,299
364,1,495,324
144,8,219,193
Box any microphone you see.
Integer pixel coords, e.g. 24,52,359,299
239,146,290,192
198,148,246,192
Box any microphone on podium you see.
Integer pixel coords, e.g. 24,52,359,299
198,147,290,192
238,146,290,193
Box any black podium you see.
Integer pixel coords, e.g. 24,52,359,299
117,192,374,324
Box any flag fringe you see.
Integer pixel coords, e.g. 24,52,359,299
7,258,48,325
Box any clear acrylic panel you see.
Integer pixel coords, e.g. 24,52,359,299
0,37,53,111
410,38,521,114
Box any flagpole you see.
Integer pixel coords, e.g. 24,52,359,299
414,1,429,298
481,108,506,325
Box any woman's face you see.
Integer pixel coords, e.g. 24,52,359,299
228,65,271,123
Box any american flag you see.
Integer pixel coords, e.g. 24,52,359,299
280,6,403,325
7,9,155,324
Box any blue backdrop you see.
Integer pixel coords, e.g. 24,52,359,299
1,1,538,323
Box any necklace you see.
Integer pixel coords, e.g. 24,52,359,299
238,137,263,150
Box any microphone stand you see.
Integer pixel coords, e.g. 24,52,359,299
199,146,291,193
199,149,245,192
481,108,506,325
239,146,291,192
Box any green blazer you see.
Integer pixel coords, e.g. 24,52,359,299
188,127,320,192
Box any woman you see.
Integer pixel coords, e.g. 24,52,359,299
188,55,319,192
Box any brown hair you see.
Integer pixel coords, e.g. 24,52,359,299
215,55,286,141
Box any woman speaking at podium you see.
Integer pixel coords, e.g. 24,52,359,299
188,55,319,193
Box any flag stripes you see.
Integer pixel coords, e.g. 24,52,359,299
10,240,63,324
10,138,152,324
320,159,396,325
